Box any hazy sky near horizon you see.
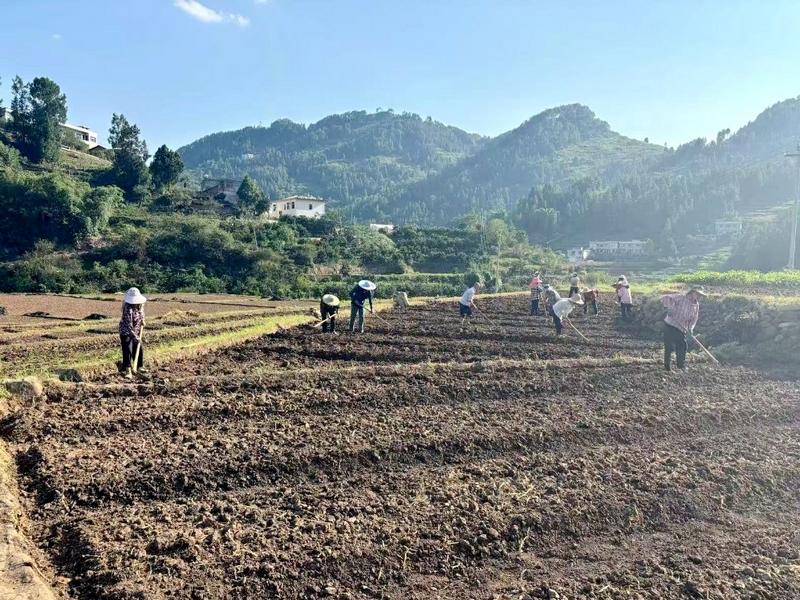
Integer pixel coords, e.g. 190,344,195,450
2,0,799,150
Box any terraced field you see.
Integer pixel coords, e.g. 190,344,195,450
5,295,800,599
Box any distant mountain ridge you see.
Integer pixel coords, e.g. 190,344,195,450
178,97,800,226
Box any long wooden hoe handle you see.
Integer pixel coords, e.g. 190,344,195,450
132,323,144,374
568,319,590,342
693,337,719,364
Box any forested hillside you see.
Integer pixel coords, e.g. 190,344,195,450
178,105,662,223
181,97,800,249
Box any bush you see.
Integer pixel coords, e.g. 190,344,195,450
669,270,800,288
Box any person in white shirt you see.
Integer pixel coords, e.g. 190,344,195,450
568,272,581,298
551,294,584,336
459,282,481,321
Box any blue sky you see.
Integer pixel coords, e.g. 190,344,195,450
2,0,799,151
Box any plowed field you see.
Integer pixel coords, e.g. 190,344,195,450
8,295,800,599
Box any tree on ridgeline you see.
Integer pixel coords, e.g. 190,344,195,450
8,76,67,163
149,144,184,191
109,113,151,201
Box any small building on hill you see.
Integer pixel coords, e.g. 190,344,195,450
715,220,742,236
268,196,326,219
370,223,394,234
618,240,647,254
61,123,99,149
196,178,244,212
566,247,589,263
590,240,619,252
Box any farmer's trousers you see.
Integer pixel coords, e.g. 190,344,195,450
552,313,563,335
120,334,144,370
663,324,687,370
531,299,540,316
620,303,632,319
349,304,364,333
568,286,579,298
320,303,338,333
583,300,598,315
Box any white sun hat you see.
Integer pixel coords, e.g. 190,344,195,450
580,287,592,294
322,294,340,307
568,294,585,306
358,280,377,291
123,287,147,305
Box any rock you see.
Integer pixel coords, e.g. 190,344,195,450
0,306,6,315
83,313,110,320
394,292,410,308
774,334,785,343
777,322,798,329
547,589,560,599
4,377,44,400
55,369,83,383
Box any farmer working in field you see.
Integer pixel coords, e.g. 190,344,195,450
551,294,584,336
662,286,706,372
542,284,561,316
568,272,581,298
529,272,543,316
616,278,633,319
349,280,376,333
320,294,340,334
458,281,481,322
581,287,599,315
119,287,146,380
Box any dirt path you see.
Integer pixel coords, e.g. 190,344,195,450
5,294,800,599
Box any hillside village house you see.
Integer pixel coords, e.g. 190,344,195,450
60,123,99,149
565,247,589,263
715,220,743,236
589,240,648,255
589,241,619,252
369,223,395,234
268,196,326,219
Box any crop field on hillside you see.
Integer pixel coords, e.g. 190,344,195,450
5,294,800,599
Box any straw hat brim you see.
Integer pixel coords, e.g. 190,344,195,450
568,295,585,306
358,280,377,291
322,294,340,307
123,289,147,305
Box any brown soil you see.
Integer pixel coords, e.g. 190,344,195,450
6,295,800,599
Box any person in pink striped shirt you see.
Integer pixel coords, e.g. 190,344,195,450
662,286,707,371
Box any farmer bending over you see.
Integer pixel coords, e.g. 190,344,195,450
542,285,561,316
662,286,706,372
459,282,481,322
551,294,584,336
581,287,599,315
320,294,340,334
119,287,146,379
349,280,375,333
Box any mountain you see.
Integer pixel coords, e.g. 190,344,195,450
178,110,485,222
178,105,660,224
396,104,662,222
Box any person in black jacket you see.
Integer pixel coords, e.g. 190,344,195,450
349,280,376,333
320,294,340,333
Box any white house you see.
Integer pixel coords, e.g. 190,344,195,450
61,123,99,149
589,241,619,252
268,196,326,219
566,247,589,263
715,220,742,236
369,223,394,234
618,240,648,254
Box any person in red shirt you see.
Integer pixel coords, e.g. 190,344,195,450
580,287,599,315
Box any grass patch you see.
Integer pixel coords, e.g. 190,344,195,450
669,270,800,288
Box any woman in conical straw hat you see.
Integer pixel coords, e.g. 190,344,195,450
320,293,340,334
119,287,147,379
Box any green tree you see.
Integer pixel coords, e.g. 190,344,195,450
108,113,151,198
236,174,268,214
9,76,68,163
149,144,184,191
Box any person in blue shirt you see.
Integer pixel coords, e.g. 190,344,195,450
349,280,376,333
